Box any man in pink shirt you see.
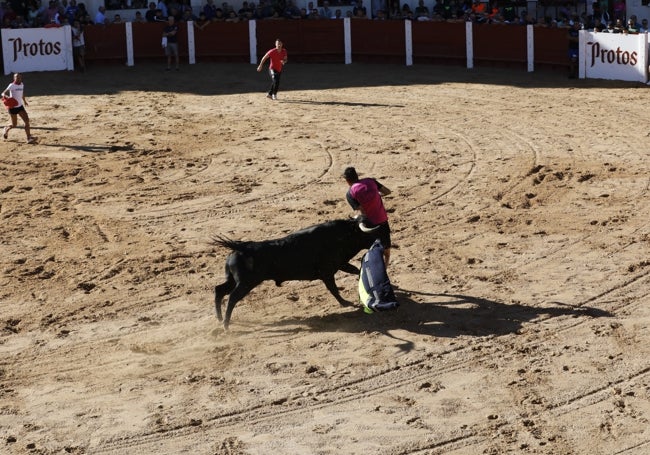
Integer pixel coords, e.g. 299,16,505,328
344,167,393,265
257,38,288,100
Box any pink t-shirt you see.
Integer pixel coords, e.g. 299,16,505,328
348,178,388,225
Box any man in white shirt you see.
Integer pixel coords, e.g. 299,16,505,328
94,6,108,24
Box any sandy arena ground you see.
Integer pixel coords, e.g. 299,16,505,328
1,62,649,454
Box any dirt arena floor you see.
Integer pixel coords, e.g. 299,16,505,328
1,61,649,454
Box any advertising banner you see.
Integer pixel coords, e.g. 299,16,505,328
2,26,73,75
580,31,649,83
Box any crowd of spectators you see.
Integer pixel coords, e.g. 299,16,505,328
0,0,647,30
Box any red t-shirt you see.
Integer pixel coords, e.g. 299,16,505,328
266,48,287,72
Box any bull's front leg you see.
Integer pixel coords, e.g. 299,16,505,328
215,277,236,322
339,263,360,275
322,275,353,307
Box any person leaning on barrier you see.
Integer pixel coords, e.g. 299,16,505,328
568,21,580,79
640,18,649,33
145,2,157,21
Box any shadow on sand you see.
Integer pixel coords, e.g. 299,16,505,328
265,287,612,351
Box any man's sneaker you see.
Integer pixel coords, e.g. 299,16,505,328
362,305,373,314
271,94,277,100
27,136,36,144
3,126,8,140
266,94,272,99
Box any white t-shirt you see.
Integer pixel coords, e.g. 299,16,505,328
72,27,85,47
5,82,24,107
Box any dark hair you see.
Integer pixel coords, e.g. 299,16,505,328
343,167,359,181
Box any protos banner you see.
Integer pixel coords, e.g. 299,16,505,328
2,26,73,75
579,30,649,83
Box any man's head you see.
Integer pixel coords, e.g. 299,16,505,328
343,167,359,184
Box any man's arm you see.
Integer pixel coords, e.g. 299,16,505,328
376,180,391,196
257,51,271,71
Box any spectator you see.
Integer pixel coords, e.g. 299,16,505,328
168,6,182,20
471,0,485,16
487,0,500,22
145,2,157,21
80,13,93,25
133,10,146,22
238,1,252,19
203,0,217,20
156,0,167,17
258,0,274,19
45,1,57,23
194,11,209,28
153,8,166,21
94,5,108,24
65,0,78,23
12,14,28,27
284,0,300,19
640,18,648,32
112,13,123,23
592,16,607,31
181,8,196,21
225,9,238,21
320,0,333,19
568,20,579,78
388,0,401,19
612,0,624,21
309,8,320,19
26,2,43,27
44,16,60,27
613,17,624,32
626,17,639,33
414,0,430,19
213,7,225,20
501,0,515,22
353,0,367,19
333,8,342,18
3,4,16,23
432,0,444,18
78,2,89,19
375,9,386,19
162,15,179,70
401,3,412,18
557,2,569,20
221,1,233,14
71,19,85,71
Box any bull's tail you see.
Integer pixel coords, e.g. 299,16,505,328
211,235,248,252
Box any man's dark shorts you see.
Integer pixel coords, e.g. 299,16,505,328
165,42,179,57
375,221,391,249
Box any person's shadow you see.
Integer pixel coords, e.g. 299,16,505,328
268,287,612,352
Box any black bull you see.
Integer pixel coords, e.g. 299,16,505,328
213,218,379,329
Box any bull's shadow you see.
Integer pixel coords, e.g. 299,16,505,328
270,288,612,350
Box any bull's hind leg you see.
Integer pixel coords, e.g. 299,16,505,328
215,273,236,322
223,282,257,330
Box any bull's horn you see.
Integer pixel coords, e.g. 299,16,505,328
358,220,379,232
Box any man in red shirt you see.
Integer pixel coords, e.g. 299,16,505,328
343,167,393,266
257,38,288,100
